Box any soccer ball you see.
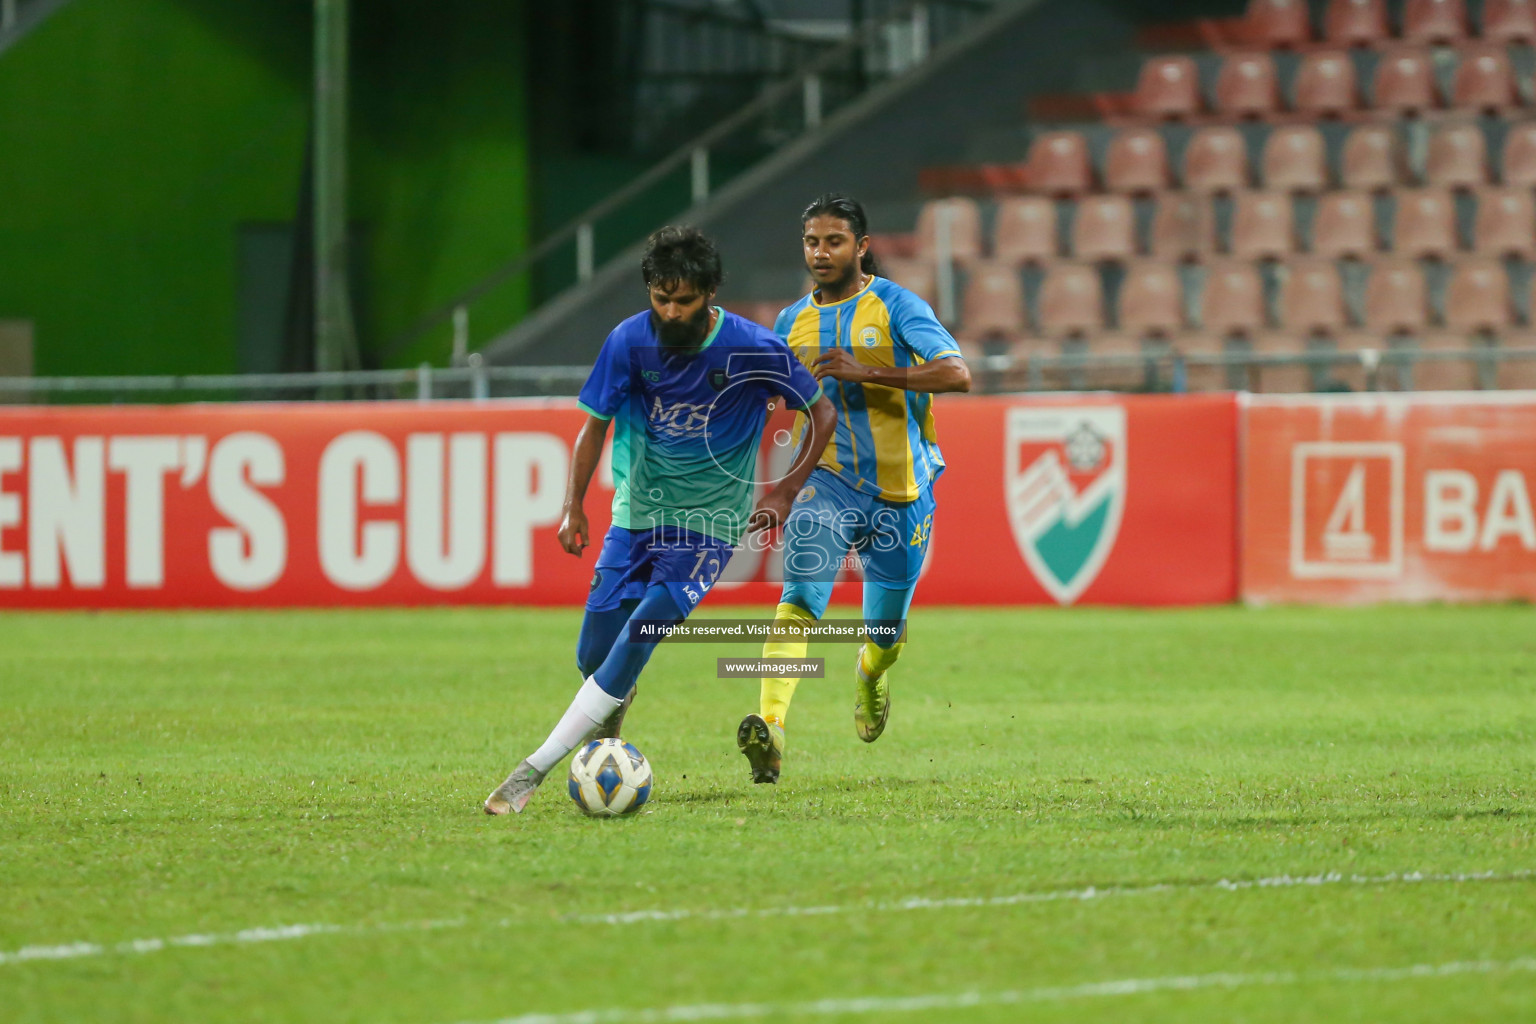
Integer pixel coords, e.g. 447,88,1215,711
567,738,653,817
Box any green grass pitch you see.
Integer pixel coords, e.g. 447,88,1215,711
2,605,1533,1023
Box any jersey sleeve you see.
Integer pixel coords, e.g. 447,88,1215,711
772,304,797,341
576,328,631,420
757,331,822,411
890,288,964,363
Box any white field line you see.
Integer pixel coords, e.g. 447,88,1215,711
463,957,1536,1024
1,868,1530,969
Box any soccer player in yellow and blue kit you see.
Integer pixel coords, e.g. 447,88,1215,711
738,194,972,783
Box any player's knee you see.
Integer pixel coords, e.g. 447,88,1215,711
864,620,904,650
780,583,830,620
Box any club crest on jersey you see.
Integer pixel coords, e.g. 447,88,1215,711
1004,406,1127,605
709,368,729,391
859,325,881,349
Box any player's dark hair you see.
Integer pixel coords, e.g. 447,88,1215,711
801,192,880,276
640,225,723,294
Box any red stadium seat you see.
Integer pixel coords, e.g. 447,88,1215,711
1325,0,1389,44
1215,52,1280,118
1119,261,1185,336
1184,126,1249,193
1313,190,1379,257
1502,122,1536,186
1038,263,1105,337
1026,131,1094,196
1262,126,1328,192
1445,257,1513,332
1201,261,1266,335
1415,334,1484,389
993,196,1058,266
1482,0,1536,42
1072,194,1137,262
1393,188,1459,257
1105,128,1170,194
1280,259,1348,334
959,262,1026,339
1473,187,1536,258
1425,122,1489,188
1373,48,1440,115
1244,0,1313,46
1451,45,1518,113
1341,125,1403,190
1365,258,1430,333
1151,193,1216,261
916,198,984,265
1403,0,1468,42
1294,50,1359,117
1135,55,1203,119
1231,190,1296,259
879,258,938,307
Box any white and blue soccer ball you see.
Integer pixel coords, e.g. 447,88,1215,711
567,738,652,817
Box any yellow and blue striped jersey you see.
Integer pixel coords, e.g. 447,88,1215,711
777,276,963,504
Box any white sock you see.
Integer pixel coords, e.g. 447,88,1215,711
526,678,623,775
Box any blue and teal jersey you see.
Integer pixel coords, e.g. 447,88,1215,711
776,276,963,504
578,307,823,545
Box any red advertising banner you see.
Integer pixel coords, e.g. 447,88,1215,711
0,394,1238,609
1243,394,1536,604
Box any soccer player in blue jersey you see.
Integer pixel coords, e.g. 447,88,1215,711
485,226,836,815
737,194,972,784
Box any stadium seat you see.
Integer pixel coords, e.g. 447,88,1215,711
1135,55,1203,119
916,198,985,265
1325,0,1389,45
993,196,1058,266
1414,334,1484,389
1445,257,1513,332
1403,0,1468,42
1184,126,1249,193
1152,193,1216,261
1502,122,1536,185
1244,0,1313,46
1038,263,1105,337
1342,125,1403,191
1364,258,1430,332
1294,50,1359,117
1451,45,1518,113
1201,261,1266,335
1481,0,1536,42
1393,188,1458,257
1119,261,1185,336
1473,187,1536,258
1026,131,1094,195
880,258,939,307
959,262,1026,339
1071,194,1137,262
1215,53,1280,118
1372,48,1440,115
1252,332,1317,393
1231,190,1296,258
1424,122,1489,188
1262,126,1329,192
1313,190,1379,257
1105,128,1171,194
1280,259,1348,333
1497,348,1536,390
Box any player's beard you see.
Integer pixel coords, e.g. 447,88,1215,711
653,305,712,353
811,258,858,297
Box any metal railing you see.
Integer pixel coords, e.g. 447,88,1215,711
383,0,998,363
3,346,1533,405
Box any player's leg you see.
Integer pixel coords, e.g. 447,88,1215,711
852,489,934,742
575,597,641,740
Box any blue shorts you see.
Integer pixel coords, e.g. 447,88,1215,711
783,468,935,588
586,525,733,614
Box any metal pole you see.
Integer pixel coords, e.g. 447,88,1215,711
314,0,359,373
468,353,488,402
934,203,956,325
451,305,469,366
417,363,432,403
802,74,822,132
576,223,595,283
690,147,710,205
911,4,930,65
1,0,16,33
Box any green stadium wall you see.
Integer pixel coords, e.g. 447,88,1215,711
0,0,530,376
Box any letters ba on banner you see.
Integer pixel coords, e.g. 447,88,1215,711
0,403,587,608
1243,394,1536,604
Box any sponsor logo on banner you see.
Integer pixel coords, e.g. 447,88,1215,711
1289,442,1404,580
1004,406,1127,604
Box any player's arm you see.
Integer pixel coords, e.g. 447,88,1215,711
748,392,836,533
813,351,971,393
559,414,610,556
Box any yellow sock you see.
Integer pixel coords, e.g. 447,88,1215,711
759,602,816,725
858,640,905,681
